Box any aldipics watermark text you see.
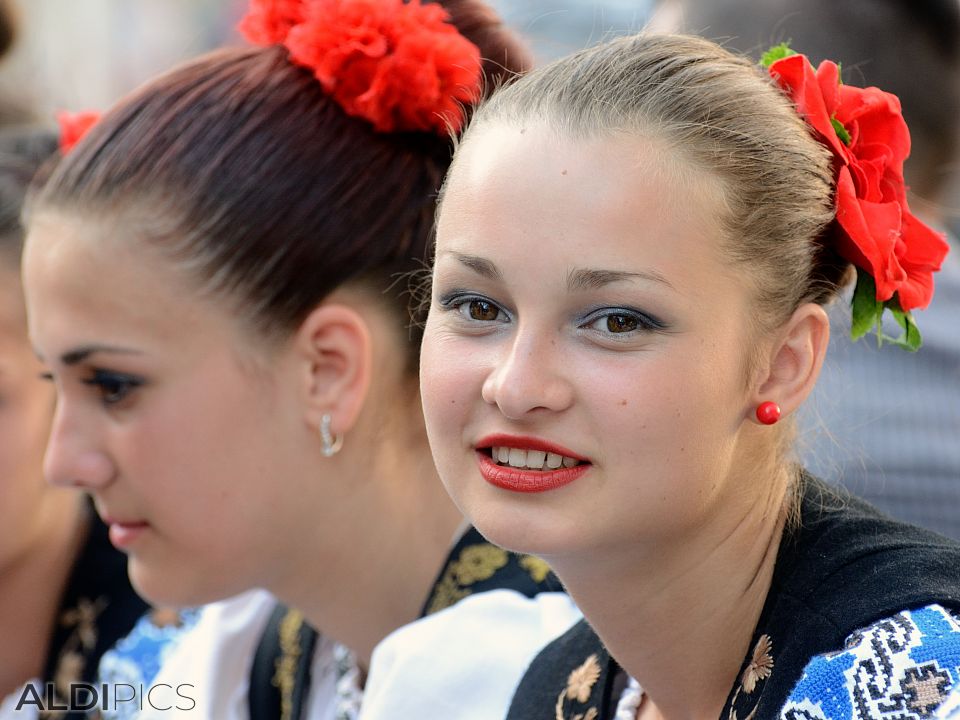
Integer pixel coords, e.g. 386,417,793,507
15,682,196,713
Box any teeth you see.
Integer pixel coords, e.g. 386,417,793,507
526,450,546,469
491,446,581,471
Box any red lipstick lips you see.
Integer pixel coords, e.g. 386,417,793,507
475,434,590,493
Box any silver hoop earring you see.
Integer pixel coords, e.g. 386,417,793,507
320,413,344,457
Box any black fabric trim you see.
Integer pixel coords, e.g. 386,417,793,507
41,501,148,720
249,604,319,720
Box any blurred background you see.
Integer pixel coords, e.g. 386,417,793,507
0,1,655,119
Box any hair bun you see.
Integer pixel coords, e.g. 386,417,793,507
434,0,533,92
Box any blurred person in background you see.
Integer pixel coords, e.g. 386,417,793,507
650,0,960,540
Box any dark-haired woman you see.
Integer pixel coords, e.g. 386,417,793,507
20,1,577,718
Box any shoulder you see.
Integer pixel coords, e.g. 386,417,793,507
361,590,581,720
781,604,960,720
780,478,960,618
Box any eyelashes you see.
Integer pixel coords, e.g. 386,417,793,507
82,369,144,405
39,368,144,408
435,291,668,338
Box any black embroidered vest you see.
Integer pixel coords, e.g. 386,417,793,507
249,526,563,720
506,476,960,720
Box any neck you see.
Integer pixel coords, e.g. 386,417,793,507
270,433,462,669
548,469,788,720
0,491,86,699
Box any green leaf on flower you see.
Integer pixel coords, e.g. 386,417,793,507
851,269,883,341
760,43,796,68
885,300,923,352
831,117,851,146
849,269,923,351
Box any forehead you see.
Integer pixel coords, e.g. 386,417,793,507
21,211,230,359
439,122,731,282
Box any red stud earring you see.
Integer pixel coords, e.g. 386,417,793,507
756,401,781,425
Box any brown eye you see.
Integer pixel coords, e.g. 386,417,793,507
468,299,501,322
605,314,639,333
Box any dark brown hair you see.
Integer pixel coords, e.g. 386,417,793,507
29,0,530,366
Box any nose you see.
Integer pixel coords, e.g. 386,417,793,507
481,326,574,420
44,401,115,490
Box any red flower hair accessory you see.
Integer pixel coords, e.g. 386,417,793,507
57,110,101,154
239,0,482,136
762,44,950,351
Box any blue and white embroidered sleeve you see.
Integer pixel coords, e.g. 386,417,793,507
780,604,960,720
96,607,200,720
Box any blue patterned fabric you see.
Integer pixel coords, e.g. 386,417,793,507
781,604,960,719
95,608,199,720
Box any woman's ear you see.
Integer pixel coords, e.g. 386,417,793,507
293,302,373,438
752,303,831,422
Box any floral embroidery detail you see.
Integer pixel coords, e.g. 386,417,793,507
61,596,107,651
742,635,774,694
554,655,601,720
726,634,775,720
453,545,509,585
425,542,512,614
567,654,602,703
902,664,952,716
520,555,552,583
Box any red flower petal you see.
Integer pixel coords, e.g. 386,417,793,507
833,167,906,302
895,212,950,310
238,0,305,45
57,110,101,154
769,55,848,159
281,0,481,134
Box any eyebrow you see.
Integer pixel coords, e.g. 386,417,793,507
446,252,674,292
449,252,503,281
567,268,675,292
35,345,144,366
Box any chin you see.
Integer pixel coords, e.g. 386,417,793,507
127,558,237,609
461,489,592,560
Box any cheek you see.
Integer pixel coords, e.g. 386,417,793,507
420,327,481,442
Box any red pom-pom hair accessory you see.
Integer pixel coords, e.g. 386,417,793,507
238,0,483,136
57,110,101,154
761,45,950,351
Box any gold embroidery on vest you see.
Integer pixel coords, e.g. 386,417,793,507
519,555,551,584
273,609,305,720
555,654,601,720
426,544,510,614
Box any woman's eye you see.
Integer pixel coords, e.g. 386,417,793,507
82,371,142,406
582,308,664,337
600,313,640,333
460,299,503,322
438,292,509,324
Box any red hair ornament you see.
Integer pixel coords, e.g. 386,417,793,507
239,0,483,136
763,44,950,351
57,110,101,154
